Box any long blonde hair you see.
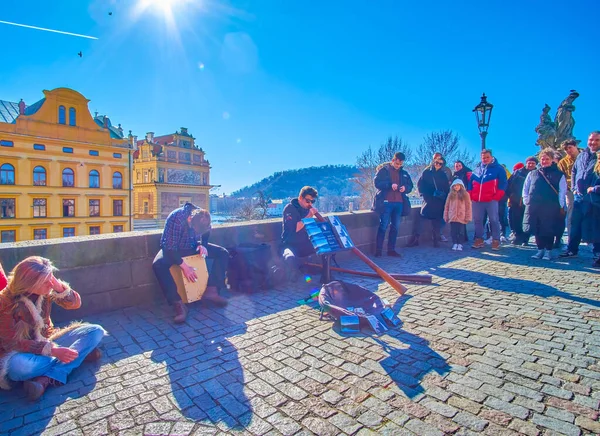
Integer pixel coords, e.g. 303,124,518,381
595,151,600,175
1,256,56,299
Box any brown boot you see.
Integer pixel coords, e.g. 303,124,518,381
202,286,228,307
173,300,188,324
23,376,54,401
491,240,500,251
84,348,102,363
472,238,485,249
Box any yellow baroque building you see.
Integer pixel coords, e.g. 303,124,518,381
133,129,211,221
0,88,132,243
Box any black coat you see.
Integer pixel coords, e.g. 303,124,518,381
505,167,531,208
583,174,600,243
418,167,449,220
452,162,472,186
523,164,564,237
372,164,414,216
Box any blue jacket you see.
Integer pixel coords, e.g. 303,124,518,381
468,157,508,202
572,148,598,200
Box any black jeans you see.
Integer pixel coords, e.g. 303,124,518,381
566,201,600,254
153,244,229,304
450,222,464,245
509,204,529,243
536,235,554,251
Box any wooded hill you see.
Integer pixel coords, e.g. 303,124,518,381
231,165,360,199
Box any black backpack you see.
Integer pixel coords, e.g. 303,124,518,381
227,243,285,292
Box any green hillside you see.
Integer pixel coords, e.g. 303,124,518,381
231,165,360,198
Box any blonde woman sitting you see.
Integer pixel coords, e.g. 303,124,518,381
0,256,106,401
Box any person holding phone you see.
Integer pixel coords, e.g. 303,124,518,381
372,152,414,257
0,256,105,400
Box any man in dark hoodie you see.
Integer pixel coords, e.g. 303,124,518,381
506,157,537,245
153,203,229,324
281,186,320,280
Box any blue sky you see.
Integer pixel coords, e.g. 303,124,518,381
1,0,598,194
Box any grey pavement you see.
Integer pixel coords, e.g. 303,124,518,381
1,241,600,435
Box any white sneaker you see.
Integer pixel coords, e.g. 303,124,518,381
452,244,458,251
457,244,463,251
484,237,492,245
500,236,508,243
532,250,544,259
543,250,552,260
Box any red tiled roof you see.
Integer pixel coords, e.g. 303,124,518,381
136,134,175,147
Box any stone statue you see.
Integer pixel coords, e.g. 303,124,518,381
535,104,556,149
554,89,579,144
535,90,580,150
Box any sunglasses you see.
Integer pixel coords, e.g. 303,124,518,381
434,162,443,166
304,197,316,204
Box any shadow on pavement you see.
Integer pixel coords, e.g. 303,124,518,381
0,368,97,436
432,265,600,308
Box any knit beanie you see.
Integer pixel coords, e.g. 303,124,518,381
513,162,525,171
525,156,539,164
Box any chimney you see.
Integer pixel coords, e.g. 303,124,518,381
103,116,109,128
18,99,26,115
133,135,138,147
180,127,188,135
146,132,154,143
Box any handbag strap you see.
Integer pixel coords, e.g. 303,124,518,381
432,170,439,191
538,169,559,196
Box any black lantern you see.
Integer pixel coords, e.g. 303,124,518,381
473,93,493,150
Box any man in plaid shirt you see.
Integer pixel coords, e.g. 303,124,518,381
152,202,229,323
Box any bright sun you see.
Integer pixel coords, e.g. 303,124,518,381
135,0,193,17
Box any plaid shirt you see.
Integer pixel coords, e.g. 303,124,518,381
160,203,209,265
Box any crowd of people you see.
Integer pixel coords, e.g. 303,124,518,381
374,131,600,267
0,131,598,403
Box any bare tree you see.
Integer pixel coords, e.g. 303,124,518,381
235,200,258,221
353,136,412,210
412,130,476,168
254,190,271,219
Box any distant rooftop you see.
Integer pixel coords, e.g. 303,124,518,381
0,98,45,123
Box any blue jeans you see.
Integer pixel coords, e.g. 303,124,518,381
7,324,106,384
376,202,403,253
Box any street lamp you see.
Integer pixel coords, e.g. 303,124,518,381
473,93,493,150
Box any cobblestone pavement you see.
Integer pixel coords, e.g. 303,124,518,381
1,242,599,435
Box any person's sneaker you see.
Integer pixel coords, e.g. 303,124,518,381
439,235,448,242
472,238,485,249
484,237,493,245
532,250,544,259
543,250,552,260
559,250,577,258
500,236,508,243
491,240,500,251
452,244,458,251
457,244,463,251
387,250,402,257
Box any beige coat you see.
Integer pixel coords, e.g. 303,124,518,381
443,194,472,225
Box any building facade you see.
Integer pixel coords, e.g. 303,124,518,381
133,128,211,220
0,88,131,243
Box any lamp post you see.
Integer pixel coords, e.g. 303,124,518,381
473,93,494,150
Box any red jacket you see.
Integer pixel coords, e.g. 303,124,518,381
0,264,6,291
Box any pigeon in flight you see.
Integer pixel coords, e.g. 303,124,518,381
78,51,82,58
